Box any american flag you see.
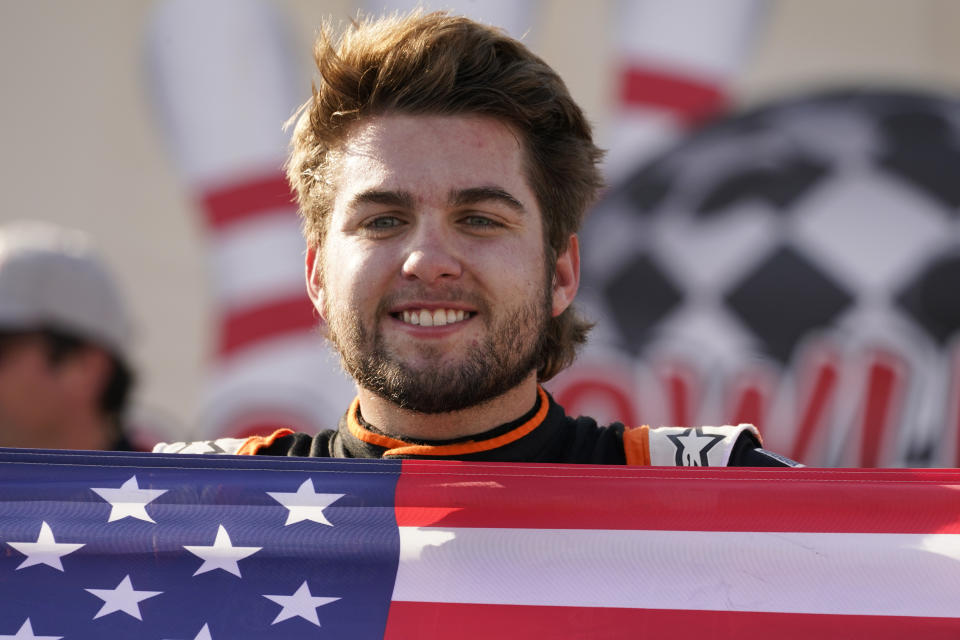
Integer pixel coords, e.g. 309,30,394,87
1,449,958,639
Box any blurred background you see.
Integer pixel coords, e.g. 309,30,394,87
2,0,958,466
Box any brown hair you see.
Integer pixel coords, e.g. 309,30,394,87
287,10,603,380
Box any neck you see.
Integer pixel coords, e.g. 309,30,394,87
356,372,540,441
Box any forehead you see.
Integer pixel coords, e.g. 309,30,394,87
332,113,535,206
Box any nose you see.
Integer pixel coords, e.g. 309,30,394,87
401,225,463,283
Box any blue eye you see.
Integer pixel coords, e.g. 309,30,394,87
358,215,406,238
463,216,500,227
369,216,401,228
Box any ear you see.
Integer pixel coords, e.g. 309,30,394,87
305,245,326,321
551,234,580,317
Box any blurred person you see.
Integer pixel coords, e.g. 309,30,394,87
156,11,797,467
0,222,136,451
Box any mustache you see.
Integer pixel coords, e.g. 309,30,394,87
377,286,491,314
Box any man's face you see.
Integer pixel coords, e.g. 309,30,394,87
310,113,574,414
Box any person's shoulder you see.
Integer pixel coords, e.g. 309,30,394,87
550,411,627,463
152,428,338,457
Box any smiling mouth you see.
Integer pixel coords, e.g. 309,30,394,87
394,309,475,327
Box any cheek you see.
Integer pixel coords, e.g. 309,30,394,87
323,244,390,309
491,234,548,284
473,252,545,305
0,363,49,412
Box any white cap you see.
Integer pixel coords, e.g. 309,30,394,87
0,222,133,363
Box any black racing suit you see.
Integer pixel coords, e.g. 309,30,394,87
235,388,799,467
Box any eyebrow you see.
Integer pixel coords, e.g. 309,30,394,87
346,186,526,213
347,189,415,210
450,187,525,213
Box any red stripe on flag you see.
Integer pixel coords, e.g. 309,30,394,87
200,173,295,229
218,296,317,356
620,66,727,126
395,463,960,533
385,602,960,640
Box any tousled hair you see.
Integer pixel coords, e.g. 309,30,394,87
287,11,603,380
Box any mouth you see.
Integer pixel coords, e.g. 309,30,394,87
392,308,476,327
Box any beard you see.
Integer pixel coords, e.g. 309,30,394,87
325,285,550,415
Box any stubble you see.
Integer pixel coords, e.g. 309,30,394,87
325,286,550,414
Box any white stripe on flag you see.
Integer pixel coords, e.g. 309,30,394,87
395,527,960,618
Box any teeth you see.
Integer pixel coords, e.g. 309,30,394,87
398,308,470,327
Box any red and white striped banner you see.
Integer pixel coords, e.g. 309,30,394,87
387,463,960,638
3,449,958,637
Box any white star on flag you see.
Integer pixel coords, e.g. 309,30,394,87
267,479,343,526
7,521,84,571
190,624,212,640
91,475,167,523
163,623,212,640
0,619,61,640
85,574,162,620
263,581,340,627
183,525,261,577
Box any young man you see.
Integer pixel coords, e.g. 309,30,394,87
0,222,137,451
158,11,797,467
